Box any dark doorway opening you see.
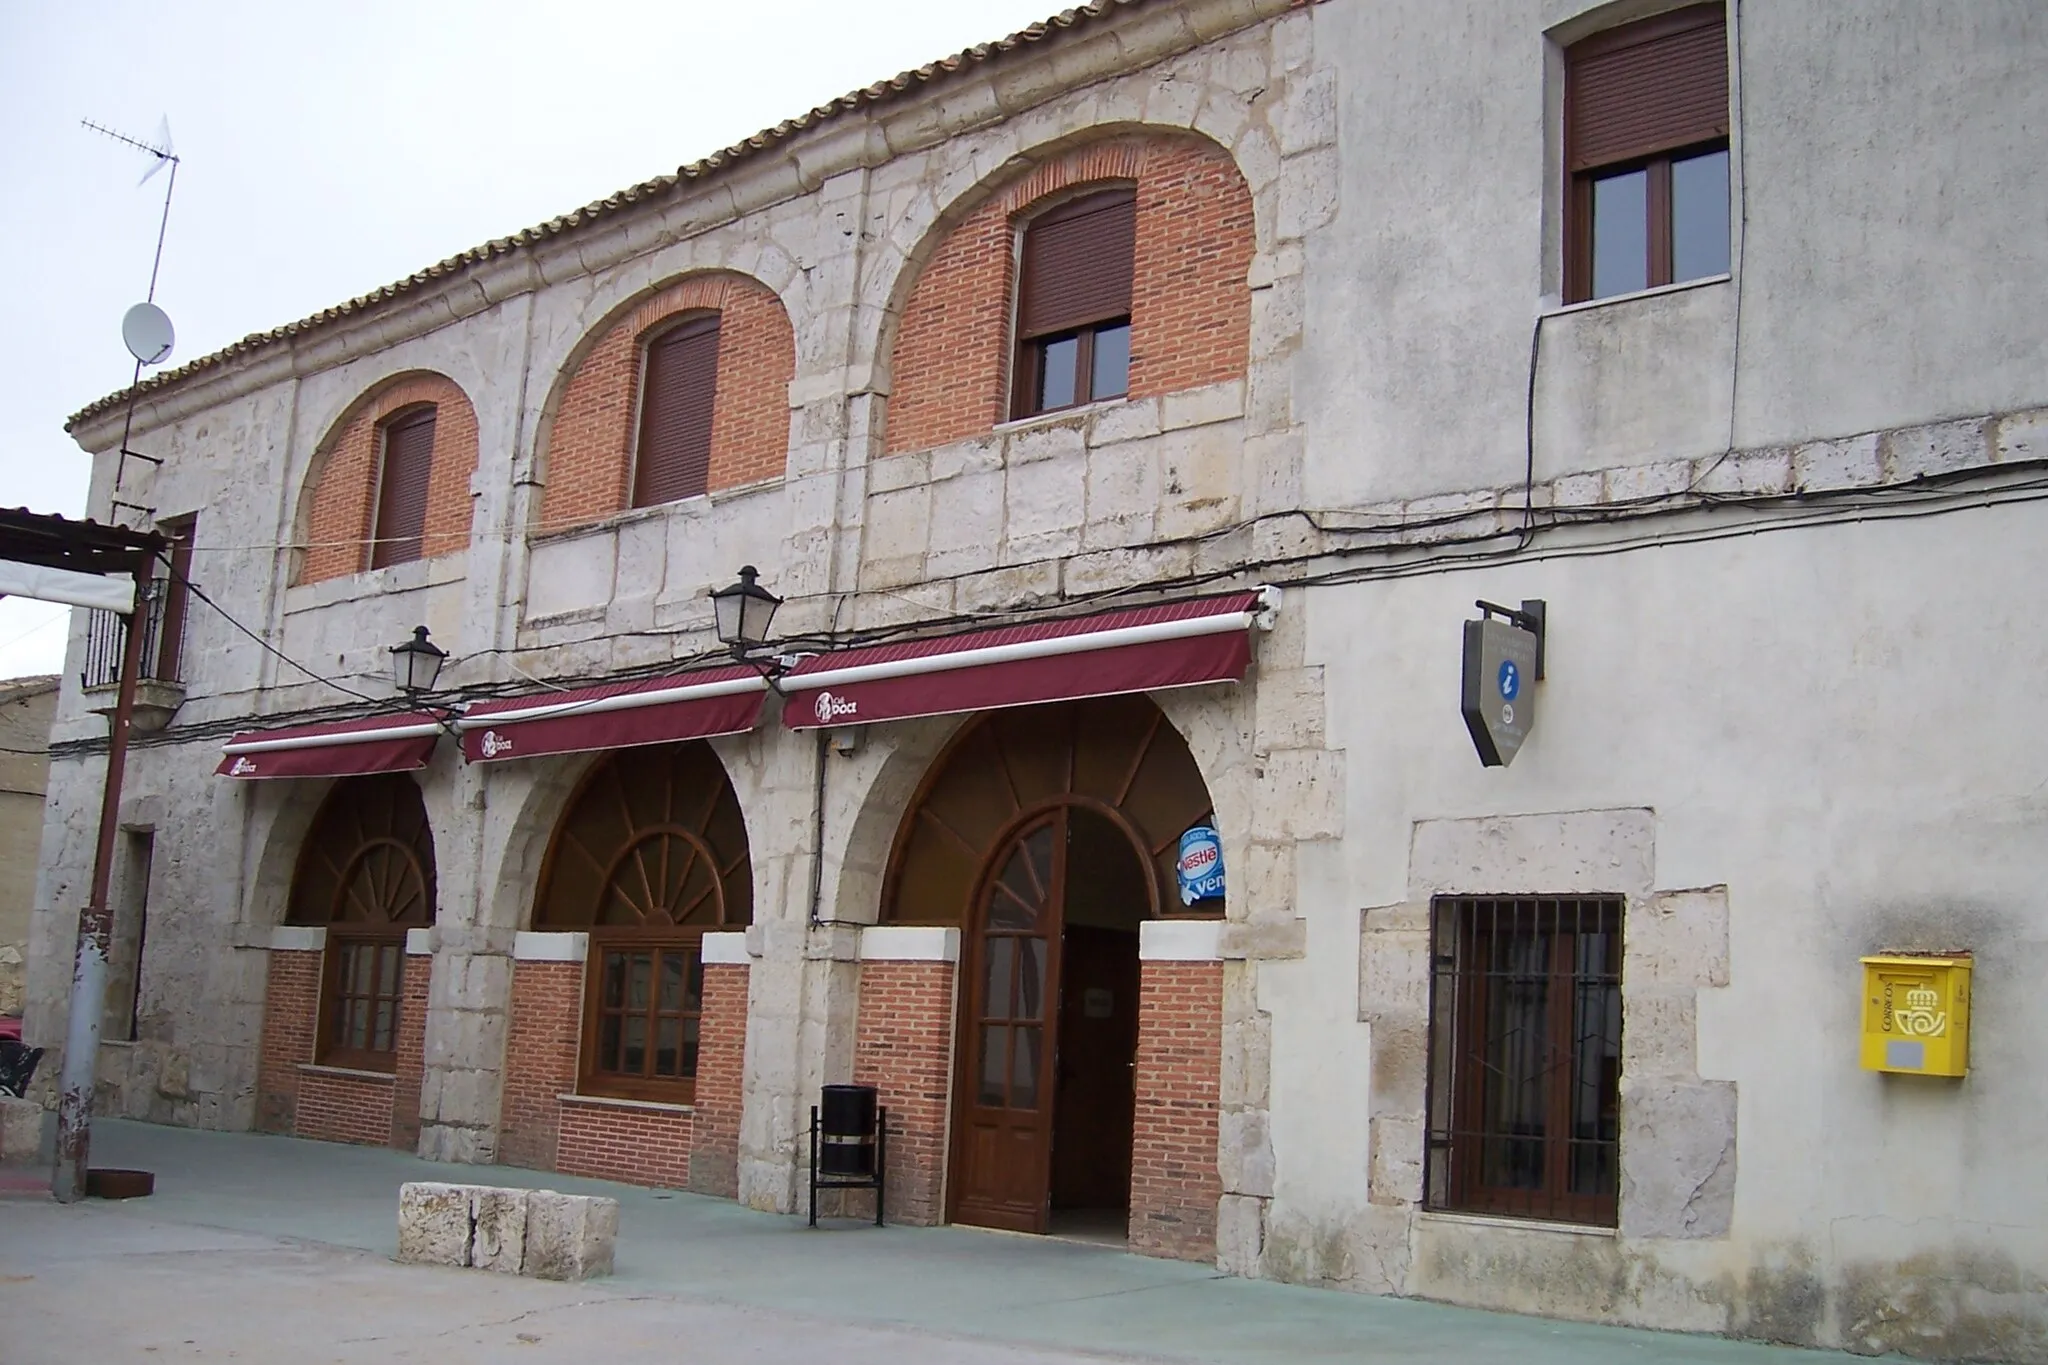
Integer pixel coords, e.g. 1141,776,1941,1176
1048,807,1144,1243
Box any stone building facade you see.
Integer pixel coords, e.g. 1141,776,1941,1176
26,1,2048,1359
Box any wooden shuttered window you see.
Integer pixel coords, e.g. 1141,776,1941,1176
152,516,195,683
1566,6,1728,172
1013,187,1137,419
633,314,720,508
1017,189,1136,339
370,405,436,569
1564,4,1730,303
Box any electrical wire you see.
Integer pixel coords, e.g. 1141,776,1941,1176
51,457,2047,762
162,558,390,708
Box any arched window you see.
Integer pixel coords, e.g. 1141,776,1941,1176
287,773,437,1071
534,742,752,1102
1011,188,1136,420
370,404,437,569
632,315,721,507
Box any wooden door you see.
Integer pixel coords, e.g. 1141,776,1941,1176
950,816,1065,1233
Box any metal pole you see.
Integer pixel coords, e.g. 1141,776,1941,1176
53,568,149,1202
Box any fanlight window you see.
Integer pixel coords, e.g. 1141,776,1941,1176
884,694,1219,927
535,742,752,1102
287,773,437,1071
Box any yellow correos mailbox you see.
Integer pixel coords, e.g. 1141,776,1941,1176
1860,953,1971,1077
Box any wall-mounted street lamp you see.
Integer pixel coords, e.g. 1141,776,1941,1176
389,625,448,698
712,564,783,659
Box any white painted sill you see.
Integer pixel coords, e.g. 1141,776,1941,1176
298,1063,397,1084
1417,1208,1618,1238
558,1092,694,1116
1540,272,1731,320
992,395,1128,436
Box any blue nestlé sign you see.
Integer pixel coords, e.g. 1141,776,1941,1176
1176,826,1226,906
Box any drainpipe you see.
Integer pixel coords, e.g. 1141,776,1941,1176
805,725,829,926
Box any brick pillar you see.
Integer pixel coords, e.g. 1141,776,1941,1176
256,936,324,1134
390,934,433,1152
852,928,960,1226
688,937,750,1197
498,940,585,1171
1129,958,1224,1263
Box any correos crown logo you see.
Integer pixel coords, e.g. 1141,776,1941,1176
813,691,858,724
1893,984,1947,1038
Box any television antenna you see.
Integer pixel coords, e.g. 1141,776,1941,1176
81,117,183,504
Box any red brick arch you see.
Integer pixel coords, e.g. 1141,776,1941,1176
296,373,480,586
883,133,1255,456
538,272,795,533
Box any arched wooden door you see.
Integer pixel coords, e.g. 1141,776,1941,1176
951,815,1065,1232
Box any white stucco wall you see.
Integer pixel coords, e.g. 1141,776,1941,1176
1249,501,2048,1355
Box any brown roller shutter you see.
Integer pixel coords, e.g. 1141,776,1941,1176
1017,188,1136,339
370,406,436,569
1567,5,1727,172
633,315,720,508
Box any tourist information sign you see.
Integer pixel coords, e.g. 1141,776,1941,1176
1461,600,1544,767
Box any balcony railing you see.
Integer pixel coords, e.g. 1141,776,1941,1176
81,578,185,691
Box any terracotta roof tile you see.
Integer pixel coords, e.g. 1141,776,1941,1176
67,0,1152,433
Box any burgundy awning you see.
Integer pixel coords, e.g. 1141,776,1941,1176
217,713,445,779
457,666,768,763
780,589,1275,730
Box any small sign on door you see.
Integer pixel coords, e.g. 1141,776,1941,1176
1083,987,1114,1019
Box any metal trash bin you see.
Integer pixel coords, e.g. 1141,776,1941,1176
819,1084,877,1176
808,1083,887,1227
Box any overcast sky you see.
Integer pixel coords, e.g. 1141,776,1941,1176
0,0,1063,679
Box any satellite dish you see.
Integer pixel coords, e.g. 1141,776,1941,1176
122,302,175,365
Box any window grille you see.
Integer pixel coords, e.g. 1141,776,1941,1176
1425,895,1623,1225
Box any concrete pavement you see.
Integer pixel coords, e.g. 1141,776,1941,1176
1,1120,1908,1364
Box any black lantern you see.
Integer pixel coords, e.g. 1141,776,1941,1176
712,564,782,656
389,625,447,696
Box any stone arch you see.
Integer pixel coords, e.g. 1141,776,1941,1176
824,713,975,928
241,776,345,930
875,126,1257,455
283,773,438,930
529,741,753,934
878,695,1230,928
479,751,606,937
481,738,764,939
531,269,795,535
293,371,481,586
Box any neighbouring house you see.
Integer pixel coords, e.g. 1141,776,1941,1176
26,2,2048,1359
0,675,58,1026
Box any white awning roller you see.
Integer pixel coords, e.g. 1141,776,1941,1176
0,560,137,614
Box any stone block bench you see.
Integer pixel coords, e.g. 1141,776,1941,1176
397,1182,617,1281
1,1097,42,1166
